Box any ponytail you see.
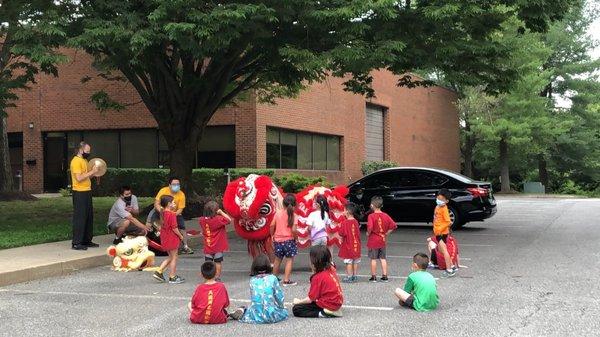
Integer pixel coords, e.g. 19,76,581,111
282,193,297,228
316,195,329,220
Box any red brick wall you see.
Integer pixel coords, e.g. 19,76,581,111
256,71,460,185
7,49,459,192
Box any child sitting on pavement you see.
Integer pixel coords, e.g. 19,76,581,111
394,253,439,312
189,261,232,324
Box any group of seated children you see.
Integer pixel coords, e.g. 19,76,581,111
153,187,456,324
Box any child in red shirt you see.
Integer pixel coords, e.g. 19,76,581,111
152,195,185,284
189,261,233,324
338,202,362,283
199,201,232,281
367,196,397,283
292,245,344,318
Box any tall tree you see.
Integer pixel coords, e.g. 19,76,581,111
0,1,67,192
67,0,573,189
536,0,600,189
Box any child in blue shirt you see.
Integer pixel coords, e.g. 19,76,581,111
230,254,288,324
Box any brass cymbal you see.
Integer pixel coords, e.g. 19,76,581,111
87,158,107,177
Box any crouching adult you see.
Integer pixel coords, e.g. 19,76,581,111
108,186,151,244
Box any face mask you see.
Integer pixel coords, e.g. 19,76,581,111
82,152,90,159
170,184,180,193
436,199,446,206
123,196,132,202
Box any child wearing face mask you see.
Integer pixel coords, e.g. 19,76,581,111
152,195,185,284
433,188,456,278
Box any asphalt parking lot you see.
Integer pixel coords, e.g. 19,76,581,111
1,197,600,337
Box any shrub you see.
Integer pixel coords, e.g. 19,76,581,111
59,188,71,197
274,173,331,193
91,168,277,197
361,160,398,176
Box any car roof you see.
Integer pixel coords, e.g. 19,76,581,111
359,167,476,184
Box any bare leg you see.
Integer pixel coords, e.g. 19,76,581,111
159,254,171,273
179,229,189,248
168,250,178,278
216,262,222,278
273,257,282,277
381,259,388,276
395,288,411,304
116,220,131,237
438,240,453,270
284,258,293,282
370,259,377,276
353,263,359,276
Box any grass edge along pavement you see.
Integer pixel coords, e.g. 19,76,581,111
0,196,154,250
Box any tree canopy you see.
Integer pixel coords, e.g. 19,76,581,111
63,0,576,190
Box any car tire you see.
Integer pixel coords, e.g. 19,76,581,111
449,205,465,230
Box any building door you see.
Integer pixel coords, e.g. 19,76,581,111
44,132,67,192
365,104,385,161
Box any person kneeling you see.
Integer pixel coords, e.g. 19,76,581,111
189,261,231,324
394,253,439,312
292,245,343,318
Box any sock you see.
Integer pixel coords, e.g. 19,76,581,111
446,269,453,273
318,311,326,318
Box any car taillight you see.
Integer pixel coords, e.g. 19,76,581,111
467,187,489,198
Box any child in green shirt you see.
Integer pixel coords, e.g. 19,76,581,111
395,253,439,312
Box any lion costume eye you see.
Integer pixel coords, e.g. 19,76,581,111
259,203,272,215
124,248,133,256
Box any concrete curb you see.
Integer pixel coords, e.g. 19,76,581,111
0,218,236,287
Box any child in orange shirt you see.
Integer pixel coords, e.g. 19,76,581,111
433,188,456,278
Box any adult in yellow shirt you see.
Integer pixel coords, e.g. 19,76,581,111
70,142,99,250
146,177,193,254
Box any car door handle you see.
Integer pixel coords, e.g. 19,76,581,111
425,193,436,197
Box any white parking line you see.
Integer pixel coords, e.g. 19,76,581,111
186,250,472,261
0,289,396,311
174,268,441,280
386,241,494,247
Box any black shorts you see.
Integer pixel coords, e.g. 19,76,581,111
205,252,224,263
400,295,415,310
436,234,448,243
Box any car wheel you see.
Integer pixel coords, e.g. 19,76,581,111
449,206,465,230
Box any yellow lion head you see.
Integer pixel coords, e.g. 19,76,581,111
106,236,155,272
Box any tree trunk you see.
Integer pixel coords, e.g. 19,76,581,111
0,115,13,192
538,153,548,191
168,140,197,194
463,118,475,178
499,138,511,193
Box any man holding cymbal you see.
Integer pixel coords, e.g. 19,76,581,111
70,141,99,250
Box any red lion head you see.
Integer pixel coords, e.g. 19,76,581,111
295,185,349,248
223,174,283,242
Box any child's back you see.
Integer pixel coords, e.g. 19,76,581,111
405,270,439,312
272,208,295,242
338,218,361,259
366,211,395,248
240,273,288,324
189,282,230,324
200,215,229,254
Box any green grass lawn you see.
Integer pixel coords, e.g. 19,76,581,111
0,197,154,250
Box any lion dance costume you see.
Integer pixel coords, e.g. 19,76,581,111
295,185,349,248
223,174,283,259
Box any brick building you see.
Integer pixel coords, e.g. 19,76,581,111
6,50,460,193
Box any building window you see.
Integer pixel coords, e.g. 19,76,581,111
266,127,341,170
121,129,157,168
197,125,236,168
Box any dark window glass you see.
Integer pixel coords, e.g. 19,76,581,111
158,133,169,168
121,129,157,168
280,130,297,169
266,127,341,171
312,134,327,170
297,133,312,169
82,131,119,167
365,172,396,189
326,137,340,170
197,126,236,168
266,128,280,168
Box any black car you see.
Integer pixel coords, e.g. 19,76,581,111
347,167,497,229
